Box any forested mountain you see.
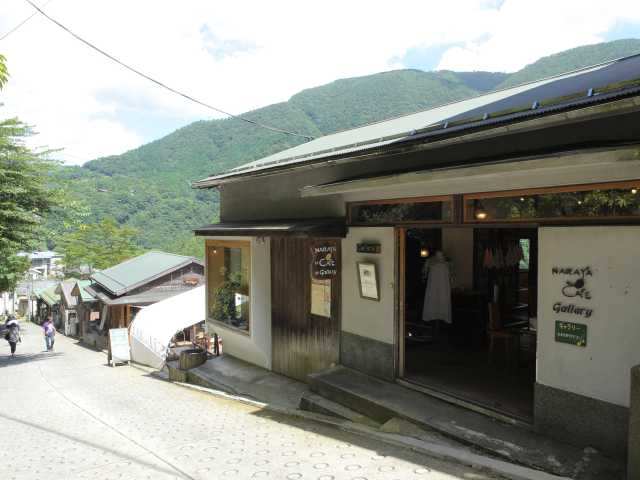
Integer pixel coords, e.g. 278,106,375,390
50,39,640,257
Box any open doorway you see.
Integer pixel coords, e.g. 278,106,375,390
402,226,537,421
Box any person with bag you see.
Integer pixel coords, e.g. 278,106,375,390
4,315,21,357
43,316,55,351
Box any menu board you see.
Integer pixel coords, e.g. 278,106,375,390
109,328,131,365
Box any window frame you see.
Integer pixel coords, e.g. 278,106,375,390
347,195,454,226
463,180,640,224
205,239,252,336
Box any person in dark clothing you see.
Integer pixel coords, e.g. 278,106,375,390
4,316,21,357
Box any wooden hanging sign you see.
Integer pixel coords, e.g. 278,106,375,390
311,242,338,279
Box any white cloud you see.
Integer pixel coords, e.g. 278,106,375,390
437,0,640,71
0,0,638,164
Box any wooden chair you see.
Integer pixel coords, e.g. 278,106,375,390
487,302,520,371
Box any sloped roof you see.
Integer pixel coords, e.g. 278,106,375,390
193,53,640,188
56,279,79,308
90,251,203,297
36,285,60,306
71,280,97,303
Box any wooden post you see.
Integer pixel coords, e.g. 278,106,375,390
397,227,406,379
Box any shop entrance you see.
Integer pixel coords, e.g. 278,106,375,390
400,226,538,421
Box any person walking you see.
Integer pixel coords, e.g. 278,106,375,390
43,316,55,351
4,315,21,357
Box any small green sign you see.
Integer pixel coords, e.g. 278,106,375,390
555,321,587,347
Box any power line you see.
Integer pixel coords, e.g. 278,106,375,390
23,0,315,141
0,0,54,42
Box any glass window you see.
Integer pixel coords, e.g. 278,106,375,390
206,241,251,332
348,197,452,225
465,182,640,222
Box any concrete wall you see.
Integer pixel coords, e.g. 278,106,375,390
535,226,640,457
340,227,396,379
341,227,396,344
205,236,272,370
537,226,640,407
220,166,347,221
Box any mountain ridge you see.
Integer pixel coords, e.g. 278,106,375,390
50,38,640,257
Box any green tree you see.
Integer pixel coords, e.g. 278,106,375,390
58,217,143,273
0,254,29,292
0,55,60,291
0,54,8,89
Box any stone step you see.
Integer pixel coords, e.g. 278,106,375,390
299,392,380,428
308,366,623,480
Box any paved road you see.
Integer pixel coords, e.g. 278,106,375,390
0,322,499,480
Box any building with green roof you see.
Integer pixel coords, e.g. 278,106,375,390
78,251,204,350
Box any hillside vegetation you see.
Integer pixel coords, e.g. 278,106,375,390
49,39,640,257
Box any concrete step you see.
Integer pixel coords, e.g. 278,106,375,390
299,392,381,428
308,366,623,480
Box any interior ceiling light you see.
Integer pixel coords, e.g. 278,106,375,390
474,200,488,220
420,247,430,258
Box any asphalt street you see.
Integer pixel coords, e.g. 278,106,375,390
0,322,500,480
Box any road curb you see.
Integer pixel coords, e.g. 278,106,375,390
170,380,570,480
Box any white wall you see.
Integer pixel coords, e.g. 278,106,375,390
537,226,640,407
341,227,396,344
205,236,272,370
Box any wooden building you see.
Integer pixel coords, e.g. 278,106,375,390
192,54,640,460
33,284,61,326
71,280,100,344
80,251,204,350
56,279,80,337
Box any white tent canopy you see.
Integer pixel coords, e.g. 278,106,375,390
130,286,205,369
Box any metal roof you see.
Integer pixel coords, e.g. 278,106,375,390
194,219,348,238
36,285,60,306
194,54,640,188
71,280,97,303
90,251,203,297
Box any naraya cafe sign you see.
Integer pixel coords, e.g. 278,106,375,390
552,265,594,346
312,242,338,279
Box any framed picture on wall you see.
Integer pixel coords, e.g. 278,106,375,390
357,262,380,301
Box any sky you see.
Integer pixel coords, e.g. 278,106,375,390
0,0,639,166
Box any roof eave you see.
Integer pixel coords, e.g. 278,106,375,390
192,90,640,189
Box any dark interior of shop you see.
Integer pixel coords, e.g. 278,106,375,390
403,227,538,421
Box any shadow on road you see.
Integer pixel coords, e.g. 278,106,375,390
0,350,65,368
0,412,188,478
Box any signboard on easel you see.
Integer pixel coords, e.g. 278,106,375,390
108,328,130,366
